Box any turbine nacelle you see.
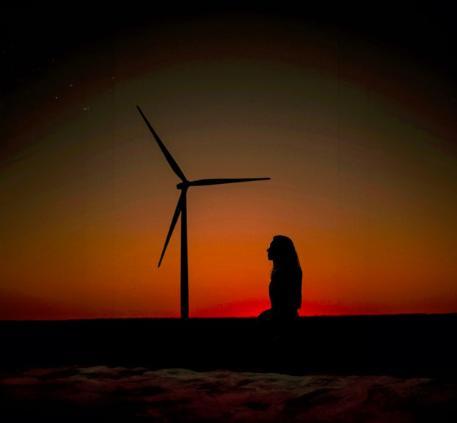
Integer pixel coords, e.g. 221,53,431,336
176,182,189,190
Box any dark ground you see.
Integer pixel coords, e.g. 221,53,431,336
1,315,456,421
1,314,456,376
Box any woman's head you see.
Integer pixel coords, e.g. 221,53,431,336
267,235,300,267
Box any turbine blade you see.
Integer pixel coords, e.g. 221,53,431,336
137,106,187,182
189,177,271,187
158,192,184,267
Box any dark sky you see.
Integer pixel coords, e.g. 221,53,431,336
2,4,457,161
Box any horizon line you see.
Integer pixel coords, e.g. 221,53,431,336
1,312,456,323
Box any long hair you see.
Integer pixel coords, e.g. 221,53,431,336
269,235,302,311
271,235,301,272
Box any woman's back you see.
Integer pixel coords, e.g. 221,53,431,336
269,266,302,317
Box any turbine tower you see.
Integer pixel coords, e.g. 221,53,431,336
137,106,271,319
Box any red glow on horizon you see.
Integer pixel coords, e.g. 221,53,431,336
192,299,454,319
1,289,456,320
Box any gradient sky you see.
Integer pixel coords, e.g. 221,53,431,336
1,7,457,319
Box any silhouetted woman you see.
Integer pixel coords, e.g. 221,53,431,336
259,235,302,321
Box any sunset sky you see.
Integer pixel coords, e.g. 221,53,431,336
1,6,457,319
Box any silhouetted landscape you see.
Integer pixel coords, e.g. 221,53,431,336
2,314,456,376
1,314,456,420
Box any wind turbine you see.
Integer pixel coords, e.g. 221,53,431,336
137,106,271,319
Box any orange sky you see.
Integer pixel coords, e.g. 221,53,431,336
1,15,457,319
